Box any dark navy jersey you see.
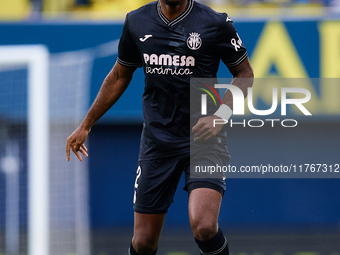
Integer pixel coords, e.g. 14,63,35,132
118,0,247,160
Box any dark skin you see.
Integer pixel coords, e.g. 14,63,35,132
66,0,254,254
66,61,136,162
161,0,188,20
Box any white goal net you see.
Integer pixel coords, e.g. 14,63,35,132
0,45,91,255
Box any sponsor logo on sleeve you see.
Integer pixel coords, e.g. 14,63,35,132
231,33,243,52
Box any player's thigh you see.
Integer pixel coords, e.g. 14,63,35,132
185,138,229,238
188,187,222,233
132,212,166,247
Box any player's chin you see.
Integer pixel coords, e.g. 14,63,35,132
164,0,181,6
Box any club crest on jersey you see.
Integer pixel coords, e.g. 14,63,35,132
187,32,202,50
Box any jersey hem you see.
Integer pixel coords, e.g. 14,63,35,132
138,147,190,161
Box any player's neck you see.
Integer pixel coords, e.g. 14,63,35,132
159,0,189,21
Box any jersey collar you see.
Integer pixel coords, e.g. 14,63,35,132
157,0,194,26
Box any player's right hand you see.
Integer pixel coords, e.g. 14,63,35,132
66,126,90,162
192,115,224,141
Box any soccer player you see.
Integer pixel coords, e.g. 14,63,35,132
66,0,254,254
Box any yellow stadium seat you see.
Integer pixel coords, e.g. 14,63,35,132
0,0,31,20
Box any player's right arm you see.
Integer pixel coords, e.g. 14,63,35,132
66,62,137,161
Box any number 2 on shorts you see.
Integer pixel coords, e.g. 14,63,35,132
133,166,141,204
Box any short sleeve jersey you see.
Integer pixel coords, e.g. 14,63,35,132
118,0,247,160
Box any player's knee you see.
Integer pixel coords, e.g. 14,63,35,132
192,222,218,241
132,235,158,254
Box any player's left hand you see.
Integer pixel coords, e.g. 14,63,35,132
192,115,224,141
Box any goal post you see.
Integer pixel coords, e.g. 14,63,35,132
1,43,91,255
0,45,50,255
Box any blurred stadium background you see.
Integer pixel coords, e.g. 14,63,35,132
0,0,340,255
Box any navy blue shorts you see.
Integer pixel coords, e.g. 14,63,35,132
133,137,231,214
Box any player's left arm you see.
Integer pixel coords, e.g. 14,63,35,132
222,56,254,110
192,57,253,141
193,14,254,141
